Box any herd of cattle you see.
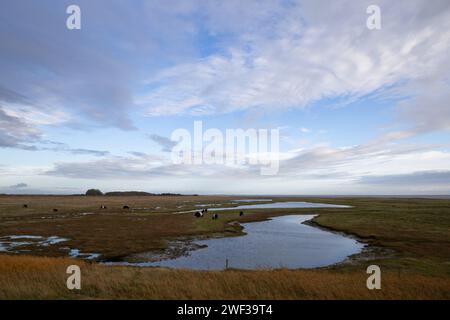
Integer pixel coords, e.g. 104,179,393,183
22,203,244,220
194,208,244,220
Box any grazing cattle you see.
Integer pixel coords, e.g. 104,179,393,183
53,208,58,212
23,204,28,208
100,205,107,209
194,211,203,218
212,213,218,220
239,211,244,216
123,205,130,210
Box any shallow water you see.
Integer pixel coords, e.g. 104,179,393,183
232,199,273,202
208,201,351,211
0,235,100,260
67,248,101,260
119,214,364,270
177,201,350,214
0,235,68,252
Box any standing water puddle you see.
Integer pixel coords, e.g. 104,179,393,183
114,214,364,270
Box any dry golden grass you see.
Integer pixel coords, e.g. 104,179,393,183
0,255,449,300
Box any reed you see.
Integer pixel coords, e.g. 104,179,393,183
0,255,449,300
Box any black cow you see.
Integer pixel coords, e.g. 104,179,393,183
123,205,130,210
23,204,28,208
194,211,203,218
239,211,244,216
53,208,58,212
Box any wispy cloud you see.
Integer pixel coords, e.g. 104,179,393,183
42,136,450,189
0,0,206,131
0,112,108,156
0,106,40,150
39,141,110,157
9,182,28,189
359,171,450,186
140,0,450,125
148,134,178,152
300,127,311,133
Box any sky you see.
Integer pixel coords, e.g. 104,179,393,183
1,0,450,195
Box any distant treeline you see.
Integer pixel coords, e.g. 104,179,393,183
85,189,194,196
104,191,185,196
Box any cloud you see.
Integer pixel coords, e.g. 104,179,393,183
44,156,173,179
1,0,290,129
33,130,450,193
300,127,311,133
43,149,276,180
359,171,450,186
9,183,28,189
2,0,449,137
397,80,450,135
0,109,108,156
0,0,209,130
148,134,178,152
42,133,450,183
0,86,32,105
0,106,41,150
279,142,433,175
140,0,450,120
128,151,149,158
2,1,450,195
39,141,109,157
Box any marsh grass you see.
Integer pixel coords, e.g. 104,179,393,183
0,255,449,300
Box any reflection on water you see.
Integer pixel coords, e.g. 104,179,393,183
208,201,351,211
232,199,273,202
119,214,364,270
177,201,351,214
